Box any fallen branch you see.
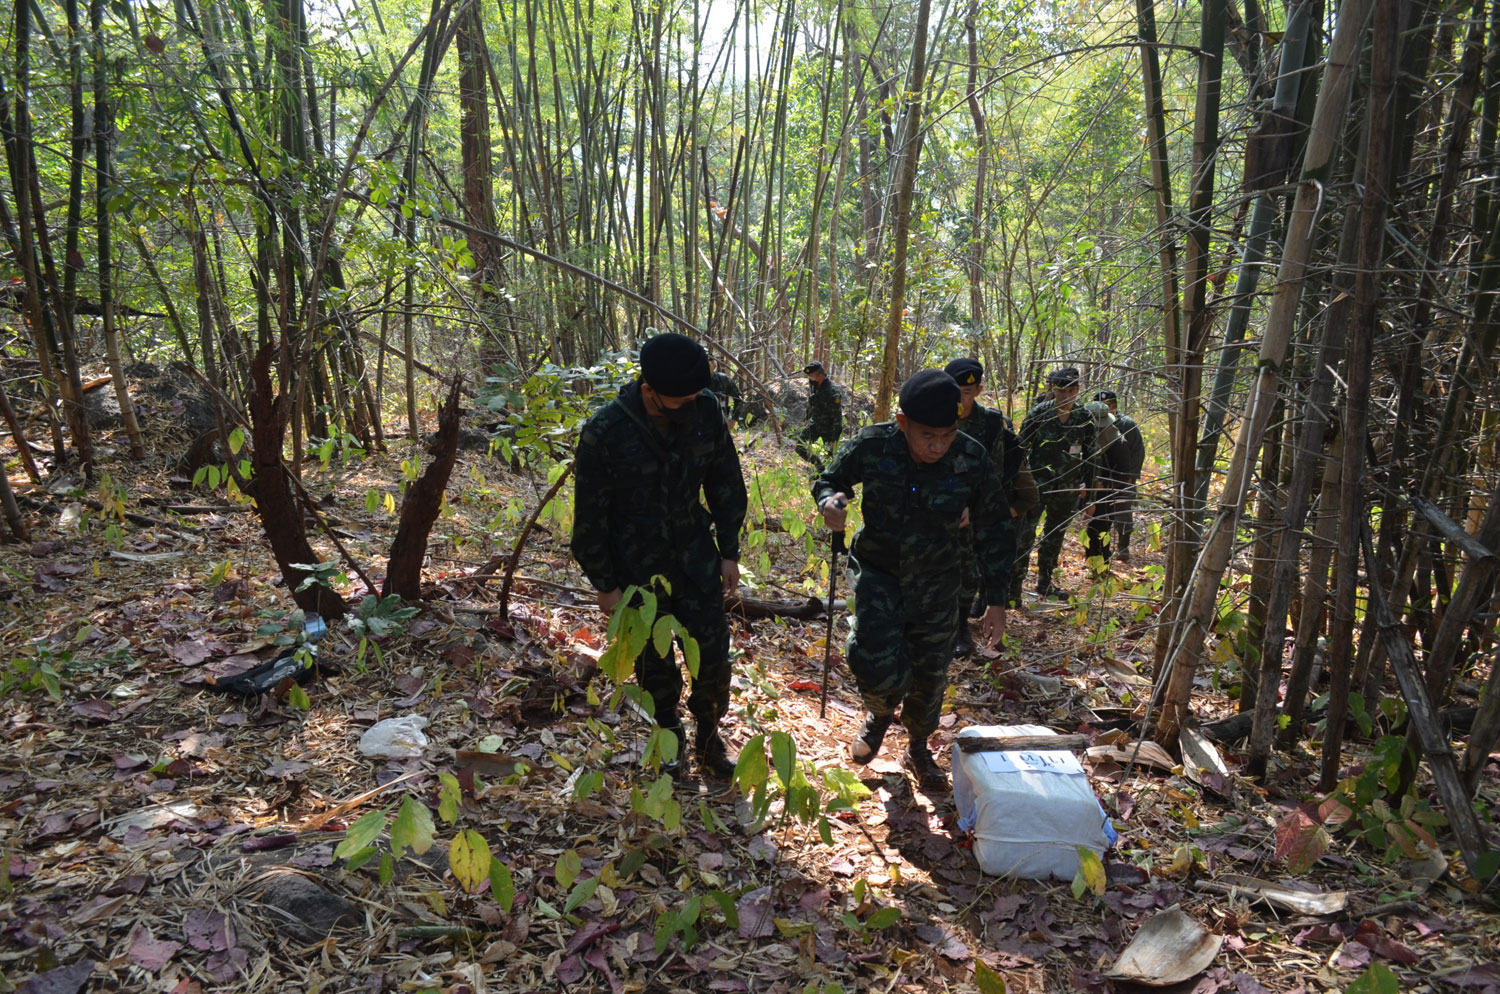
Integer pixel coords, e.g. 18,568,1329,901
295,770,422,833
955,734,1091,754
726,591,847,620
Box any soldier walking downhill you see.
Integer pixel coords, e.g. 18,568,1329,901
814,370,1014,792
1092,390,1145,561
571,333,748,779
708,367,744,427
796,361,844,469
1017,366,1098,599
945,357,1039,654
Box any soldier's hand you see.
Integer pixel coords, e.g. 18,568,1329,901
980,605,1008,647
960,507,971,528
821,493,850,531
721,559,740,600
597,587,624,612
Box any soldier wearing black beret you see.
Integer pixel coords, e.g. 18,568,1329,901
812,370,1015,792
944,358,1040,652
1090,391,1146,561
1017,366,1097,598
796,361,844,469
572,333,749,779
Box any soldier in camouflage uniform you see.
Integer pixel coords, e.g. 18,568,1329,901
1093,391,1146,561
814,370,1014,792
1082,400,1132,562
796,361,844,469
572,333,748,779
945,358,1040,653
1017,367,1098,599
708,368,743,426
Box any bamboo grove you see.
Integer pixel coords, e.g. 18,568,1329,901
5,0,1500,827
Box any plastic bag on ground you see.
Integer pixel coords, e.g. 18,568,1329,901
358,715,429,759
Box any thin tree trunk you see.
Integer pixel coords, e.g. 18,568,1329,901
964,3,988,341
1194,0,1318,507
1173,0,1227,539
91,0,144,459
1320,0,1399,793
873,0,933,422
1136,0,1185,674
1156,0,1374,745
1280,428,1343,742
0,377,41,483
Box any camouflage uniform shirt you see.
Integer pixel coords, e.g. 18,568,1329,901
805,378,843,443
813,423,1015,606
708,372,743,422
1019,402,1098,489
571,381,748,593
956,402,1040,518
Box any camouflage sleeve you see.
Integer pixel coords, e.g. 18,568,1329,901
570,422,620,592
705,410,748,561
972,455,1016,606
1082,422,1098,488
1125,421,1146,478
1018,407,1041,453
1008,456,1041,518
812,434,864,508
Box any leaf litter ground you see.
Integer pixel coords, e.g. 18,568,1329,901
1,427,1498,994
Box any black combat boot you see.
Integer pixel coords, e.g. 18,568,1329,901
969,589,986,619
1037,573,1069,600
903,741,949,792
850,713,893,765
694,720,737,779
953,620,976,658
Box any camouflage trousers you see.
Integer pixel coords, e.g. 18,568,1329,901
1085,486,1132,558
845,557,959,742
633,575,732,728
795,429,840,470
958,520,1018,613
1031,480,1084,587
1007,508,1040,606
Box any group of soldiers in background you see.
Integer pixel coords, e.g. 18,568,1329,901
571,336,1144,791
1016,367,1146,601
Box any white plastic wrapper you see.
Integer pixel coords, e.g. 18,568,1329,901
358,715,430,759
953,723,1116,881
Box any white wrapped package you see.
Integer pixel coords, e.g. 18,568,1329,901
953,724,1116,881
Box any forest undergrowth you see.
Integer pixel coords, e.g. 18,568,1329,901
0,413,1496,994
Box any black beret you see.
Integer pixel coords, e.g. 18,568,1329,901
804,361,825,374
640,333,710,396
1048,366,1081,387
1093,390,1117,402
898,370,961,427
944,357,984,386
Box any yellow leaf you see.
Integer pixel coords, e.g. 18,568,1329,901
1077,847,1106,896
449,829,492,893
1161,844,1195,878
